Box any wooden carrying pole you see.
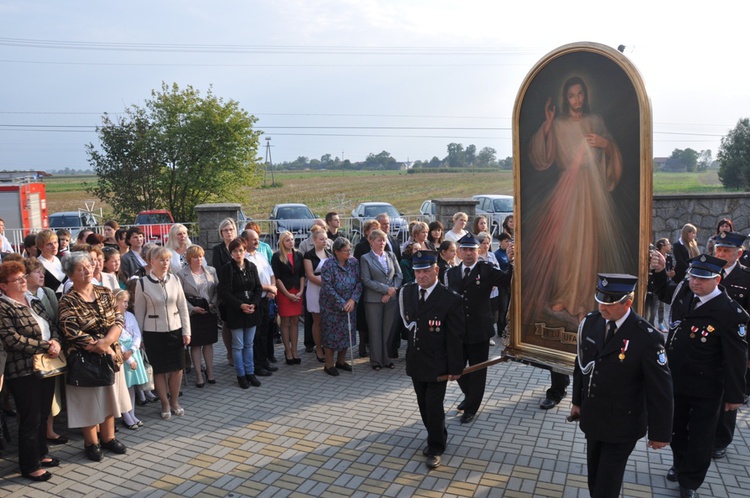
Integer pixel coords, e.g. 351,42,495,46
436,355,508,382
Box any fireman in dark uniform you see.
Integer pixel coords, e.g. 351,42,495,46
711,231,750,458
394,250,464,470
572,274,673,498
444,234,512,424
653,254,749,498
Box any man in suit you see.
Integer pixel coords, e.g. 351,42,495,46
653,254,749,498
571,274,673,498
711,231,750,459
445,234,512,424
375,213,402,262
394,250,464,470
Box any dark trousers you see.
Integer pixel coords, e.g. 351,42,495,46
586,438,637,498
253,297,270,367
356,299,369,355
547,372,570,402
266,306,279,358
8,375,55,475
495,288,510,336
412,378,448,455
303,300,315,349
456,340,490,415
714,400,737,450
671,392,722,490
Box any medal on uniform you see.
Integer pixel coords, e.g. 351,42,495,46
619,339,629,361
701,330,708,343
690,325,697,339
429,320,435,332
435,320,441,332
475,274,481,286
707,325,715,333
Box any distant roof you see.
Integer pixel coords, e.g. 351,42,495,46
0,170,51,183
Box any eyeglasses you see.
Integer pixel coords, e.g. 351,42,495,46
5,275,27,284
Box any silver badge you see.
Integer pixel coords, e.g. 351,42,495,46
657,350,667,365
602,278,609,287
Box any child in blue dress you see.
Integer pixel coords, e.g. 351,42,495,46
114,289,149,429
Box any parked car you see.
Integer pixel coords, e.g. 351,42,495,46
351,202,408,238
473,195,513,236
269,203,315,247
135,209,174,245
48,211,98,240
419,200,436,222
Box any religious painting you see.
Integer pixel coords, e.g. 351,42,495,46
506,42,653,371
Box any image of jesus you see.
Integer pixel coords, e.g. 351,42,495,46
523,76,629,324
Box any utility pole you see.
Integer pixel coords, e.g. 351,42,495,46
264,137,275,187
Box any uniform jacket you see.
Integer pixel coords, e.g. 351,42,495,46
133,273,191,336
360,250,403,303
722,263,750,312
654,270,749,402
444,261,511,343
394,282,464,382
218,261,263,329
572,310,673,443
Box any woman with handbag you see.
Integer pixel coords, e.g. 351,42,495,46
59,251,130,463
179,245,219,387
0,261,63,481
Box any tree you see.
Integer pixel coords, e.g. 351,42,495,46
465,144,477,166
476,147,497,167
446,143,466,168
718,118,750,189
86,82,262,221
697,149,713,171
429,156,442,168
498,156,513,170
364,150,397,169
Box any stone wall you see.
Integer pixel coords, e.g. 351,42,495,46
434,198,479,231
652,193,750,248
195,203,241,263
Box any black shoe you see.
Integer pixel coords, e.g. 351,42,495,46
85,443,103,462
268,355,278,363
263,363,278,372
246,374,261,387
457,400,466,412
294,357,302,364
46,435,69,445
238,376,250,389
679,487,698,498
666,467,678,482
40,457,60,468
335,362,353,372
136,398,149,406
712,447,727,459
422,447,442,457
426,455,441,469
305,347,314,353
324,366,340,376
460,412,475,424
101,438,126,454
285,353,295,365
23,471,52,482
359,349,368,358
540,398,559,410
255,368,272,377
196,382,205,388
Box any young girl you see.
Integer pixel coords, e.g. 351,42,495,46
114,289,150,429
102,246,124,289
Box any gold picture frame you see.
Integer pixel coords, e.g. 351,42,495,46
506,42,653,373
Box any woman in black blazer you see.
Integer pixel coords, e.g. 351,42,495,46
212,218,237,365
672,223,698,283
271,231,305,364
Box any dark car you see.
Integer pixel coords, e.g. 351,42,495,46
269,203,315,247
48,211,99,240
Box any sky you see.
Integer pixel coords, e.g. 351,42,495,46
0,0,748,170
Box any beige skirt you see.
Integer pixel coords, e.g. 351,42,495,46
66,368,131,428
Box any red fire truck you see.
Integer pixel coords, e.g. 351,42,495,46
0,172,49,248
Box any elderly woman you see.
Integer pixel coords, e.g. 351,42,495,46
320,238,362,376
133,246,191,420
360,229,403,370
58,252,129,462
218,238,263,388
353,219,380,357
36,229,66,296
213,218,237,365
303,226,332,362
179,245,218,387
271,231,305,364
0,261,63,481
166,223,192,272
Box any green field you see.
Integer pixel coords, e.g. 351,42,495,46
44,170,727,221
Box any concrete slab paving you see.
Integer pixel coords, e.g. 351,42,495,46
1,329,749,497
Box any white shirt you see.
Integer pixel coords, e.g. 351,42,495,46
418,279,439,301
695,286,722,308
0,234,12,253
40,255,66,292
245,250,274,297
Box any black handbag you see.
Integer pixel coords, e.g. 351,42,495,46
186,295,209,310
65,349,116,387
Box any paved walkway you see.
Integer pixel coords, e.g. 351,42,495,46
2,334,750,497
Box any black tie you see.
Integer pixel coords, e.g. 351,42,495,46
605,321,617,345
721,269,727,280
690,296,700,312
463,267,471,281
419,289,426,304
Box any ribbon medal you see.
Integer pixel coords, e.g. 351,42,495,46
690,326,698,339
435,320,441,332
475,274,481,286
619,339,630,361
429,320,435,332
701,330,709,343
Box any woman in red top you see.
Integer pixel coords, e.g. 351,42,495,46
271,231,305,364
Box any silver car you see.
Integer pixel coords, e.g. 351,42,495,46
472,195,513,236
